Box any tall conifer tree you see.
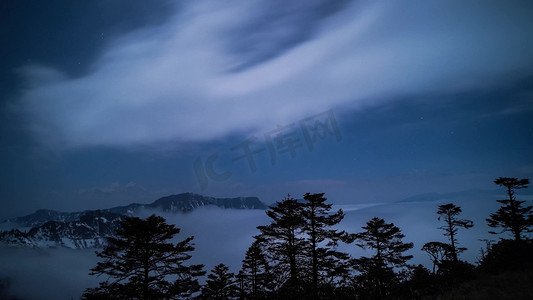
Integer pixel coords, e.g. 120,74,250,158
301,192,348,298
487,177,532,240
82,215,204,300
255,195,305,293
199,264,239,300
353,217,413,298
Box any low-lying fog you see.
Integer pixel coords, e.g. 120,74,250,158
0,195,524,300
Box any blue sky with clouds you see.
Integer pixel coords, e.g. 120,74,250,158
1,0,533,219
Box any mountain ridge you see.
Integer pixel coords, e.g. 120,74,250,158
3,192,267,228
0,193,267,249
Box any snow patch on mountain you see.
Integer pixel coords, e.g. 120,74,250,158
0,193,267,249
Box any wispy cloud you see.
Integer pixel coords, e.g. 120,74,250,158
16,0,533,149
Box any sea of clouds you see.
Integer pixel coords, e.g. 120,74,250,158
1,193,523,300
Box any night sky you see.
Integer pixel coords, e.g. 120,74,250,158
1,0,533,220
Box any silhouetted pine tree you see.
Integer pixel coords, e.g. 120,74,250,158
313,248,354,299
198,264,239,300
240,241,271,299
487,177,532,240
301,192,350,298
255,195,306,295
81,214,205,300
421,241,453,274
353,217,413,299
236,270,246,300
437,203,473,262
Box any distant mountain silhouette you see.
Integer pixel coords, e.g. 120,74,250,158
108,193,266,215
0,193,267,249
0,210,123,249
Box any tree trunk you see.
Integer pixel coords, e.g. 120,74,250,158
507,186,521,241
311,207,318,299
448,216,457,262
